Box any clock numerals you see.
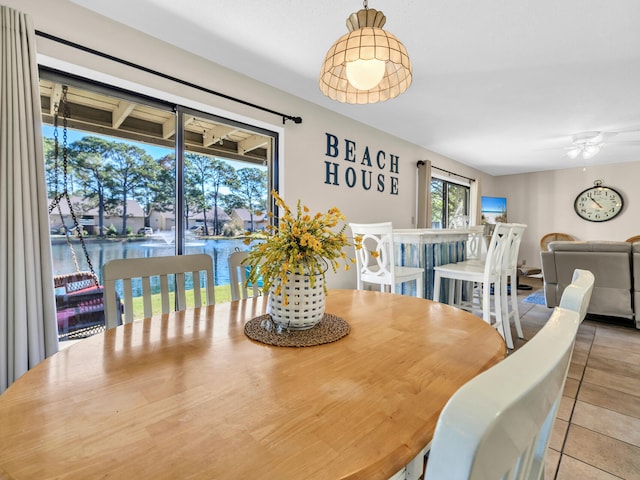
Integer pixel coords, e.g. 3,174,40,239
574,185,623,222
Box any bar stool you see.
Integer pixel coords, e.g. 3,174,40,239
433,223,513,346
499,223,527,348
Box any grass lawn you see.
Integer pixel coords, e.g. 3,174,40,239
129,284,236,320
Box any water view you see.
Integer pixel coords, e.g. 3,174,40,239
51,235,251,287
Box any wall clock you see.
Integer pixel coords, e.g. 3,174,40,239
573,180,623,222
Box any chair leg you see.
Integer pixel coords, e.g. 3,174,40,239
510,274,524,338
456,281,474,312
433,272,442,302
415,277,424,298
447,280,455,305
499,278,514,349
482,281,492,325
453,280,462,308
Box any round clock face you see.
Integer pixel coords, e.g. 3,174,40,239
574,186,624,222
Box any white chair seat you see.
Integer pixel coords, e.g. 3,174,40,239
360,264,424,285
432,260,484,280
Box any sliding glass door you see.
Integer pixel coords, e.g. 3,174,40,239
40,69,277,340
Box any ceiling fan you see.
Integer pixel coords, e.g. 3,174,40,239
564,129,640,160
566,131,604,159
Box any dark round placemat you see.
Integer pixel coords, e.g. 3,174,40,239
244,313,350,347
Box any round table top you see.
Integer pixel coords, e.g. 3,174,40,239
0,290,505,480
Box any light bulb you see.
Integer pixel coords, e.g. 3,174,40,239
566,148,581,159
345,58,386,90
582,145,600,159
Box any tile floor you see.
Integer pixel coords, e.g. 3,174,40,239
512,278,640,480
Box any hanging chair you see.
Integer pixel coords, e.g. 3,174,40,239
49,86,111,339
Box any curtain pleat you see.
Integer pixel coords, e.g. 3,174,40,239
416,160,432,228
470,177,482,226
0,6,58,394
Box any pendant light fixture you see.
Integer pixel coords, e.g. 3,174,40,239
319,1,412,104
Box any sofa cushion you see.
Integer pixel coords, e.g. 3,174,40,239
548,240,631,253
541,241,634,320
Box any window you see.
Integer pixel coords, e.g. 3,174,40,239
431,177,470,229
41,69,277,340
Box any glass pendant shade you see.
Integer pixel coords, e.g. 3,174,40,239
319,7,412,104
345,58,386,90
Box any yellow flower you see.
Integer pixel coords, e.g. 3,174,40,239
243,189,361,303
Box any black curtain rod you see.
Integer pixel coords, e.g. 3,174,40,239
35,30,303,125
417,161,475,182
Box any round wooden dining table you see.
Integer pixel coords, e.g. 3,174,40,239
0,290,505,480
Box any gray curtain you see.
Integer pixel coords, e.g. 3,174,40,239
0,5,58,393
470,177,482,226
416,160,432,228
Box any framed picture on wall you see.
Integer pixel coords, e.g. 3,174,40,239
481,196,507,224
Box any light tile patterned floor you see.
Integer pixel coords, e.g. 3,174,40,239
514,279,640,480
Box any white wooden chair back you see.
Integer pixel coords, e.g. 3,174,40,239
482,222,512,282
228,251,262,301
349,222,424,296
503,223,527,272
466,225,486,262
499,223,528,347
103,254,215,328
559,269,595,321
424,270,594,480
350,222,396,287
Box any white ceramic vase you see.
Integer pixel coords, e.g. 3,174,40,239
268,272,325,330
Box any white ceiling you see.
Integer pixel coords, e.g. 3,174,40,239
69,0,640,175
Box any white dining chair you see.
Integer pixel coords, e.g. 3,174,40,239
559,269,595,320
433,222,512,345
499,223,527,348
228,250,262,301
349,222,424,297
423,269,594,480
103,253,215,328
454,225,489,313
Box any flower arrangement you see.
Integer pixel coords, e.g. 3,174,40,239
244,190,357,305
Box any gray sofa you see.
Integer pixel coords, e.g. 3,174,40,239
541,241,638,327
